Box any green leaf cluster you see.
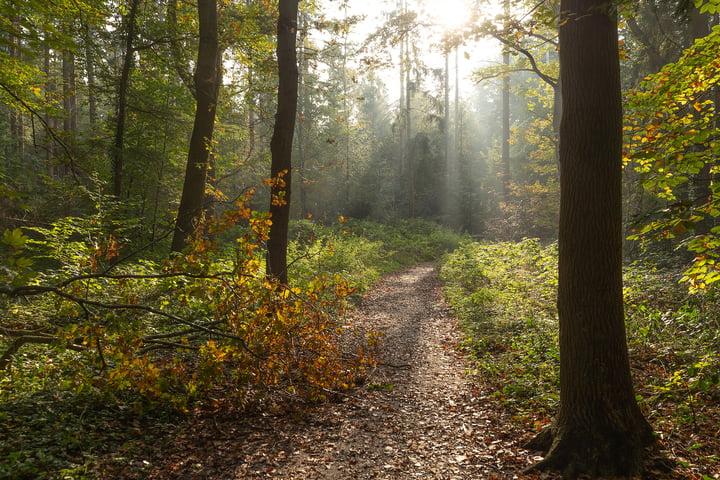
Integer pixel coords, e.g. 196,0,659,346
624,27,720,290
0,228,35,287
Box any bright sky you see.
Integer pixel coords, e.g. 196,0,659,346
429,0,471,30
317,0,505,103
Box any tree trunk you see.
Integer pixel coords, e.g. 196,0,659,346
170,0,220,253
43,44,57,175
443,49,450,221
526,0,655,476
265,0,299,284
296,13,308,219
501,0,511,202
63,49,77,135
405,29,414,217
112,0,140,198
83,25,98,126
204,45,224,222
9,18,24,156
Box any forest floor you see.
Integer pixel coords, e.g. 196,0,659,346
93,263,711,480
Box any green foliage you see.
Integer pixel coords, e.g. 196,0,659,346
623,264,719,461
441,239,560,416
0,228,36,287
0,197,383,477
289,217,466,292
624,27,720,290
444,241,719,462
695,0,720,14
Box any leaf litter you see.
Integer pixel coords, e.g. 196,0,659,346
94,263,711,480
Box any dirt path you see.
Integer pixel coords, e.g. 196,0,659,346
138,263,540,479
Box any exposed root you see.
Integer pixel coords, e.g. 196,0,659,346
523,424,656,479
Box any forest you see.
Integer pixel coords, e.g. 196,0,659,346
0,0,719,478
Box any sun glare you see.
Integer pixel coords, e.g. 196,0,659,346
428,0,504,32
429,0,469,31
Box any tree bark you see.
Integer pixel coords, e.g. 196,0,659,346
83,24,98,126
9,18,24,156
296,13,308,219
526,0,655,476
63,49,77,135
112,0,140,198
170,0,220,253
501,0,511,203
265,0,299,284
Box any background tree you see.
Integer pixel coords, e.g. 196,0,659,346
527,0,655,476
111,0,140,199
266,0,299,284
171,0,221,253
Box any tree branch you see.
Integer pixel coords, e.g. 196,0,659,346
492,34,558,88
0,82,80,183
0,335,86,371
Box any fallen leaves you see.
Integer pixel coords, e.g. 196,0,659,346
91,263,712,479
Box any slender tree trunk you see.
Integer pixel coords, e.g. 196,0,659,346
83,26,98,127
443,49,450,221
265,0,299,284
296,13,308,219
170,0,220,253
453,46,461,229
247,69,256,156
551,0,561,156
9,18,24,156
342,4,351,207
501,0,511,202
688,7,713,235
112,0,140,198
204,46,224,222
63,49,77,134
526,0,654,476
61,47,77,178
43,44,57,175
398,0,406,183
405,26,414,217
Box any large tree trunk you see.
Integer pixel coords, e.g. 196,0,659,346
265,0,299,284
526,0,655,476
170,0,220,253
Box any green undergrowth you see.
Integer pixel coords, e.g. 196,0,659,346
441,239,560,420
289,217,466,293
0,383,180,480
441,239,720,471
0,212,464,479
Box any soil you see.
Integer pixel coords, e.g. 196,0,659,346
119,263,547,480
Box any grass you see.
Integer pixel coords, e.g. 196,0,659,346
441,239,720,476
